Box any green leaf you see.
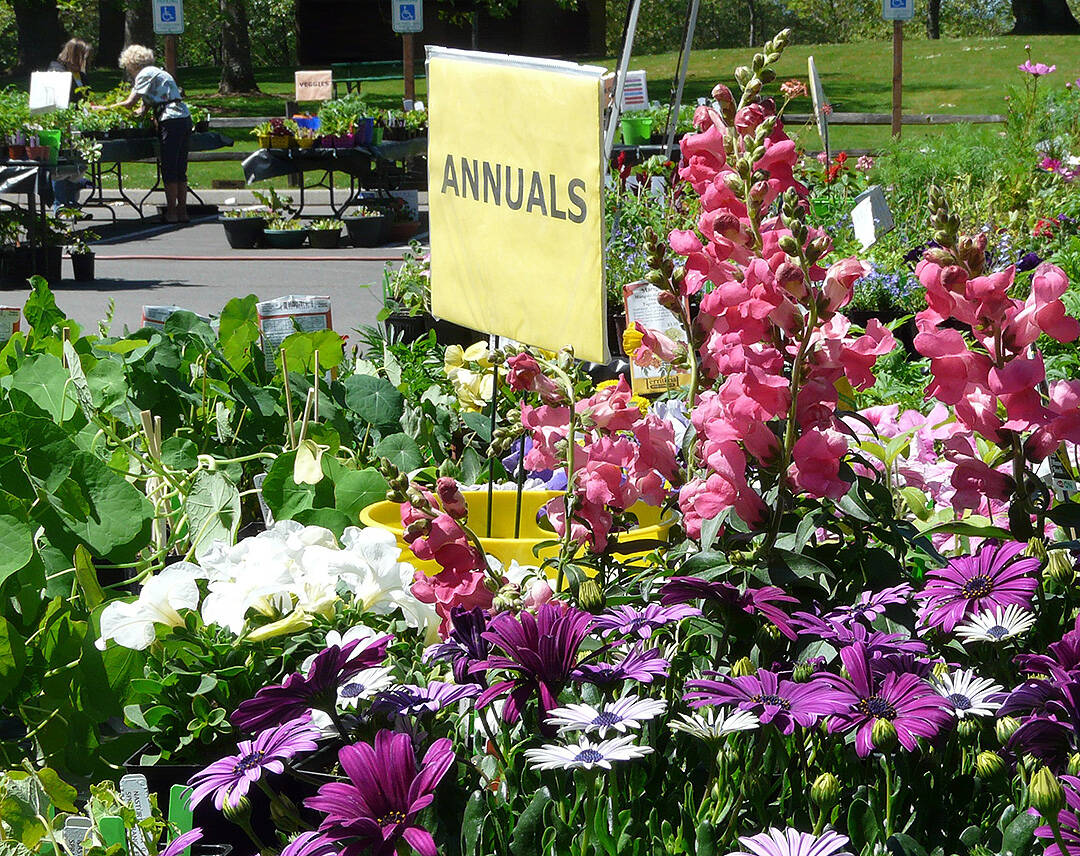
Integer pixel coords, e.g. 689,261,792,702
334,468,389,518
0,616,26,706
161,436,199,470
372,433,424,472
86,357,127,412
280,329,344,374
887,834,928,856
1049,501,1080,528
694,820,717,856
218,295,260,368
769,547,830,580
847,798,879,853
73,544,105,609
918,520,1013,540
462,410,493,443
345,374,405,430
35,768,77,812
0,514,32,585
1001,811,1039,856
184,470,241,560
10,354,72,422
23,276,67,339
679,550,729,577
292,507,353,536
509,787,551,855
460,790,485,856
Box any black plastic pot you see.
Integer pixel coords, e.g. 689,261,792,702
385,311,432,343
432,317,484,348
221,216,266,250
195,120,211,133
34,246,62,284
0,249,29,289
344,215,388,247
71,251,94,282
308,228,342,249
263,229,308,250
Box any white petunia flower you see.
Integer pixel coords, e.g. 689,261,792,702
96,562,205,650
336,667,395,708
545,695,667,737
956,604,1036,643
669,708,761,741
932,669,1003,719
523,735,653,771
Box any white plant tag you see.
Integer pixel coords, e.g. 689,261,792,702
119,774,152,820
62,817,93,856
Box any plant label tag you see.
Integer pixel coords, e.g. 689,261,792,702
1050,455,1079,500
119,774,153,820
253,472,275,525
850,186,894,249
0,306,19,344
62,817,93,856
622,280,691,396
142,305,211,329
256,294,333,372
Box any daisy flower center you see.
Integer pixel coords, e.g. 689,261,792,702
340,681,366,698
948,692,973,710
575,748,604,763
752,693,791,709
857,696,897,719
986,624,1009,639
960,574,994,598
233,749,267,773
592,711,623,727
376,809,408,826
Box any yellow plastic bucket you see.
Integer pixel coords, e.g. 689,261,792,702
358,490,673,576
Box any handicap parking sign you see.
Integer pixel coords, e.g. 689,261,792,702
392,0,423,32
882,0,914,19
152,0,183,32
160,5,176,22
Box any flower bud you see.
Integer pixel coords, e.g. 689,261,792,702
223,796,252,824
975,751,1006,780
792,661,816,683
1026,536,1048,562
931,662,949,680
958,718,981,741
436,477,469,520
1030,766,1065,818
778,235,800,256
1068,753,1080,777
748,180,768,203
731,657,756,677
270,793,302,833
712,83,736,112
775,261,806,297
577,579,605,613
1046,549,1074,585
492,582,522,613
247,609,313,642
925,247,954,266
523,577,554,608
997,716,1020,744
657,290,681,312
810,773,839,810
871,719,898,753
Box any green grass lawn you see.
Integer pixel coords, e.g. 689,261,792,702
29,34,1080,186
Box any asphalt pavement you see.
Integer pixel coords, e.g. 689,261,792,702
3,190,423,338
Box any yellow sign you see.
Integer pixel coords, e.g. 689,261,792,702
427,48,608,363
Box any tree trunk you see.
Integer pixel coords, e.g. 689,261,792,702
746,0,756,45
219,0,259,93
98,0,126,67
11,0,66,70
124,0,154,48
1011,0,1080,33
926,0,941,37
470,11,479,49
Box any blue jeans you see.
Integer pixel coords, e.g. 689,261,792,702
52,178,81,213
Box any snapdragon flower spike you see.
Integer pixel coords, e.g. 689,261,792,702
823,643,954,757
728,828,853,856
188,714,321,810
370,682,481,719
572,644,670,685
918,541,1040,633
523,734,653,771
931,669,1004,719
659,577,799,640
231,637,392,732
545,695,667,737
306,731,454,856
470,603,594,727
423,606,491,685
684,668,848,735
592,603,701,641
955,604,1036,644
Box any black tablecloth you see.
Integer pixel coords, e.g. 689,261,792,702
0,159,80,195
96,132,234,163
241,137,427,184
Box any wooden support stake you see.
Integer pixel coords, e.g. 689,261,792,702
313,351,320,423
891,21,903,138
403,34,415,104
281,349,296,450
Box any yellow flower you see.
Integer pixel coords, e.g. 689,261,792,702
462,341,492,367
246,609,312,642
444,345,466,378
622,325,644,356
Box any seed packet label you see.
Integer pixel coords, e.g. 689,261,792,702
256,295,333,371
0,306,19,344
1050,455,1079,500
119,774,152,820
622,280,691,396
62,817,93,856
142,305,212,329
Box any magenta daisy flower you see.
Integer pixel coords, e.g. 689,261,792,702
729,828,852,856
471,603,594,726
823,643,954,757
825,584,912,624
231,637,392,732
371,682,481,718
280,833,340,856
306,731,455,856
791,613,927,657
592,603,701,641
572,644,671,685
659,578,799,640
187,714,321,809
162,829,204,856
684,669,848,734
918,542,1040,632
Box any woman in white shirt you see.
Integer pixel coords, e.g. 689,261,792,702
95,45,192,223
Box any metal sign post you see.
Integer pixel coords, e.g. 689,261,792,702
604,0,643,157
663,0,701,158
882,0,914,138
393,0,423,105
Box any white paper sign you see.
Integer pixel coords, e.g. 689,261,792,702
807,56,829,161
620,70,648,111
0,306,20,344
153,0,184,33
256,295,333,371
392,0,423,32
142,305,211,329
850,185,894,249
29,71,72,114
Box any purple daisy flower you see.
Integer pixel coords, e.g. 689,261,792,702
659,578,799,640
471,603,594,726
823,643,954,757
306,731,455,856
162,829,204,856
231,637,391,732
187,715,321,810
572,645,671,685
1016,615,1080,682
423,606,490,686
1035,774,1080,856
592,603,701,641
792,614,927,657
918,541,1040,633
280,833,340,856
1008,682,1080,768
683,669,848,735
729,828,852,856
825,584,912,624
371,682,482,718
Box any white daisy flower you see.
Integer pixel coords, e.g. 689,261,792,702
523,735,653,771
669,707,761,741
336,667,394,708
545,695,667,737
932,668,1003,719
955,604,1036,643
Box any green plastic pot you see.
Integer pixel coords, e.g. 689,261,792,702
620,116,653,145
